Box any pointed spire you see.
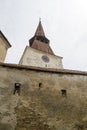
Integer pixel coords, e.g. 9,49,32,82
35,19,45,36
29,19,50,47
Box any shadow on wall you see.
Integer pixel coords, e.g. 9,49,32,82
0,123,13,130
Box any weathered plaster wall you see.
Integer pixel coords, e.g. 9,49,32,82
0,65,87,130
0,38,8,62
19,46,63,69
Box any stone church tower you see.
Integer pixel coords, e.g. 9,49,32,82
19,20,63,69
0,31,11,62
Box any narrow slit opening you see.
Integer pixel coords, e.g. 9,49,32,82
13,83,21,95
61,89,67,97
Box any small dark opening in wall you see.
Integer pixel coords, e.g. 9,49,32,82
45,64,47,67
13,83,21,95
61,89,67,97
39,83,42,90
75,124,84,130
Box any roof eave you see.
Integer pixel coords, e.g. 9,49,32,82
0,62,87,76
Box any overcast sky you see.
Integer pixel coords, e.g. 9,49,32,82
0,0,87,71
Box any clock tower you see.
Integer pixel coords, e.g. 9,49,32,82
19,20,63,69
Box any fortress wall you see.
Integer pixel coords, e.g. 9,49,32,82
0,65,87,130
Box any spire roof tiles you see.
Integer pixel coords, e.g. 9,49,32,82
35,19,45,36
29,20,54,55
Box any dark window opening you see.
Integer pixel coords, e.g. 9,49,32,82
36,36,49,44
61,89,67,97
13,83,21,95
39,83,42,90
75,124,84,130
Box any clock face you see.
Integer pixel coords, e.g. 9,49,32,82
41,55,50,63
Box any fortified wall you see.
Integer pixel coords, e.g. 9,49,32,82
0,63,87,130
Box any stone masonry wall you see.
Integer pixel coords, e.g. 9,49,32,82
0,65,87,130
0,38,7,62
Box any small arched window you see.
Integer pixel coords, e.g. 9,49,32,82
13,83,21,95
